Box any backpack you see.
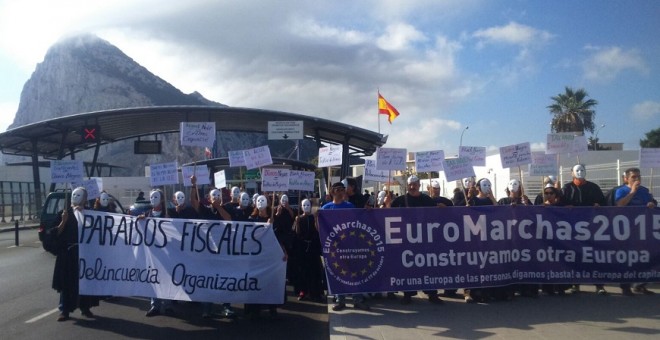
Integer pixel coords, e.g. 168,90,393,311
42,225,63,255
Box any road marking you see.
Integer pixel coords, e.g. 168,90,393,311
25,308,60,323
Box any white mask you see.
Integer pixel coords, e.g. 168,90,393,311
302,199,312,214
462,177,475,188
231,186,240,201
174,191,185,206
71,187,86,205
256,195,268,210
150,190,162,208
377,191,386,205
100,192,110,207
252,193,259,207
573,165,586,179
508,179,520,193
210,189,221,202
240,192,250,208
280,194,289,206
479,179,492,194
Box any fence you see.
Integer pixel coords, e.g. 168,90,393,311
0,181,46,223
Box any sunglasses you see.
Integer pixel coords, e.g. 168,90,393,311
543,191,555,195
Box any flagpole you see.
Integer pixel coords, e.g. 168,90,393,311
377,90,381,134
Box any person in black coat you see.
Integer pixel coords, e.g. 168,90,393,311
52,187,99,321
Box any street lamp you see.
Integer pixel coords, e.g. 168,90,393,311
594,124,606,151
459,126,469,149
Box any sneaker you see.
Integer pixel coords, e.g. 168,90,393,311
400,295,412,305
428,295,444,304
56,313,69,322
353,302,370,311
597,289,608,296
332,303,346,311
81,309,94,318
621,288,635,296
464,296,475,304
222,306,237,319
145,306,160,317
298,292,306,301
633,286,655,295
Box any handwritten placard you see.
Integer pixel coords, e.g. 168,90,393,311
376,147,407,171
149,162,179,187
546,133,576,154
500,142,532,168
288,170,315,191
442,157,475,182
50,160,84,184
180,122,216,148
529,152,558,177
415,150,445,172
571,135,588,154
181,165,211,186
640,148,660,168
243,145,273,170
363,159,389,182
459,146,486,167
262,168,290,192
70,178,102,200
318,145,343,168
214,170,226,189
228,150,246,167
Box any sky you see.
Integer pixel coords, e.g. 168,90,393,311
0,0,659,156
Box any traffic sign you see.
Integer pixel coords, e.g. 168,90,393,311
268,121,303,140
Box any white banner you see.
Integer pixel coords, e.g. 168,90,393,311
50,160,84,184
243,145,273,170
640,148,660,168
499,142,532,168
318,145,343,168
458,146,486,167
78,211,287,304
363,159,389,182
228,150,246,167
415,150,445,172
262,168,290,192
376,147,407,171
180,122,216,148
181,165,211,186
288,170,315,191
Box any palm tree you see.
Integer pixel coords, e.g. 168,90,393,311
547,87,598,134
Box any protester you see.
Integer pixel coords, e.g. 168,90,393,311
390,175,444,305
94,191,116,212
534,176,558,205
452,176,476,206
323,181,370,311
428,180,453,207
293,199,324,302
561,164,608,295
615,167,657,296
52,187,98,321
342,177,368,208
274,194,297,289
537,184,570,296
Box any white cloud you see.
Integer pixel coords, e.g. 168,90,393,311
582,46,649,83
0,101,18,132
630,101,660,121
472,21,553,48
376,23,427,51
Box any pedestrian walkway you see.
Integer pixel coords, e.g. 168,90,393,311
328,284,660,339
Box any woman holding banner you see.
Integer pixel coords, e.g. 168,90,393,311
292,199,324,302
52,187,98,321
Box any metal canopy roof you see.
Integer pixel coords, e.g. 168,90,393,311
0,105,388,159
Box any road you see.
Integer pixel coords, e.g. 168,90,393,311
0,228,329,340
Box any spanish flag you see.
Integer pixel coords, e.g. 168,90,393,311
378,93,400,124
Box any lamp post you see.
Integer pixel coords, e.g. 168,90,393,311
594,124,606,151
459,126,469,150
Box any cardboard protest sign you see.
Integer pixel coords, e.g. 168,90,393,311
318,145,343,168
180,122,216,148
415,150,445,172
376,147,407,171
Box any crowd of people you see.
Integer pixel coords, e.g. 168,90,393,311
50,165,656,322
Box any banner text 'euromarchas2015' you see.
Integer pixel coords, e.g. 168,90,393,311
77,210,286,304
318,206,660,295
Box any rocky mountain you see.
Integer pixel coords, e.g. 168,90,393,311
6,34,315,176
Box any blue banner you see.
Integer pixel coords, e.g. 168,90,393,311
318,206,660,294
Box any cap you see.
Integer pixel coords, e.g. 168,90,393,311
407,175,419,184
545,183,555,189
431,180,440,188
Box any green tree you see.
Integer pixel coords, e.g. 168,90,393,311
547,87,598,134
640,127,660,147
